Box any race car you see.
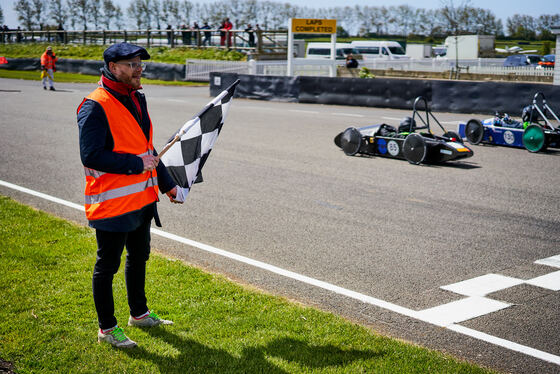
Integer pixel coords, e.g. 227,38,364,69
458,92,560,152
334,96,474,164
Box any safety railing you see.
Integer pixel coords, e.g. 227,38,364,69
186,58,343,81
0,28,288,53
185,57,554,81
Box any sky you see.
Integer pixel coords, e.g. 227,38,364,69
1,0,558,29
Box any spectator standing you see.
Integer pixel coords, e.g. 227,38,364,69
180,24,191,46
220,18,233,47
346,53,358,68
77,42,181,348
245,24,255,47
201,22,212,46
192,22,200,45
57,23,64,43
41,46,58,91
166,24,173,45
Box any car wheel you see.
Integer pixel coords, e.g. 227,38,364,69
403,133,427,165
465,119,484,145
443,131,463,143
523,124,546,153
340,127,362,156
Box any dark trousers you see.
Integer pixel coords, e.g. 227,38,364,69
92,218,151,330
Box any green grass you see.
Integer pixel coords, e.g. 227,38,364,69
0,195,495,373
0,69,207,86
0,43,246,63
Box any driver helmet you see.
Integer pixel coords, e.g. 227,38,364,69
398,117,416,133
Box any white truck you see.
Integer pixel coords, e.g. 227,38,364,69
444,35,495,59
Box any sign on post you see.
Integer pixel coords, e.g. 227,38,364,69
287,18,337,77
291,19,337,34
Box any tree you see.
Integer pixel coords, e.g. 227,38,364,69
394,5,415,36
113,4,123,29
0,5,4,25
31,0,46,29
536,14,560,40
49,0,68,28
127,2,144,29
101,0,116,29
506,14,536,39
68,0,90,30
14,0,35,29
89,0,101,29
439,0,472,35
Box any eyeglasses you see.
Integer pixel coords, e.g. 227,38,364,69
116,61,146,71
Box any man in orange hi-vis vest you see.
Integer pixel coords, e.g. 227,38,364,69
77,42,182,348
40,46,58,91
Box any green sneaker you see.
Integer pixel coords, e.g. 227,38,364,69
98,327,137,348
128,311,173,327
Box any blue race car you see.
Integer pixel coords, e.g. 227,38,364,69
458,92,560,152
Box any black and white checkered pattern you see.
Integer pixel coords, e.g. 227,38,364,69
161,80,239,200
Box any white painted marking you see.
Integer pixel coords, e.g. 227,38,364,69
381,116,403,121
525,270,560,291
441,274,525,297
167,99,185,103
288,109,320,114
416,296,510,327
449,325,560,366
535,255,560,269
1,178,560,366
331,112,365,118
0,180,84,211
440,121,462,125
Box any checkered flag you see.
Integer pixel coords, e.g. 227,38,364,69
159,79,239,202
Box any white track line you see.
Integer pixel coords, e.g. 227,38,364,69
1,178,559,366
288,109,320,114
331,112,365,117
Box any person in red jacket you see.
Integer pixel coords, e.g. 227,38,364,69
220,17,233,47
40,46,58,91
77,42,182,348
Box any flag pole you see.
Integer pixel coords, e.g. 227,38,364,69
157,132,182,159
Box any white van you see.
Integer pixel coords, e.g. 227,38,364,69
350,41,409,61
305,42,357,59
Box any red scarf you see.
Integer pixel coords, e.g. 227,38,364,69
101,75,142,122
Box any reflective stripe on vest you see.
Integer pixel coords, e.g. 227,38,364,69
80,87,159,221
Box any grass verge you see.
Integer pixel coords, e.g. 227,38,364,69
0,69,207,86
0,43,246,63
0,195,495,373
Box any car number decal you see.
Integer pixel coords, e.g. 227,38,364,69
387,140,400,156
503,130,515,144
440,149,452,155
377,138,387,154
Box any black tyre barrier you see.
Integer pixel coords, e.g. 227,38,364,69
210,72,298,102
0,58,186,81
299,76,432,110
430,80,560,115
209,72,560,115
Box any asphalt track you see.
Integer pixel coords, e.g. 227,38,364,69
1,78,559,373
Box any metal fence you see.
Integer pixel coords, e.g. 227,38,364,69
185,57,554,81
186,58,343,81
0,28,288,53
361,58,553,77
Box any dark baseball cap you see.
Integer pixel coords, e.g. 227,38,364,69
103,42,150,65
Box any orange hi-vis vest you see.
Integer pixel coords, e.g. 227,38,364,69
78,87,159,221
40,52,57,69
